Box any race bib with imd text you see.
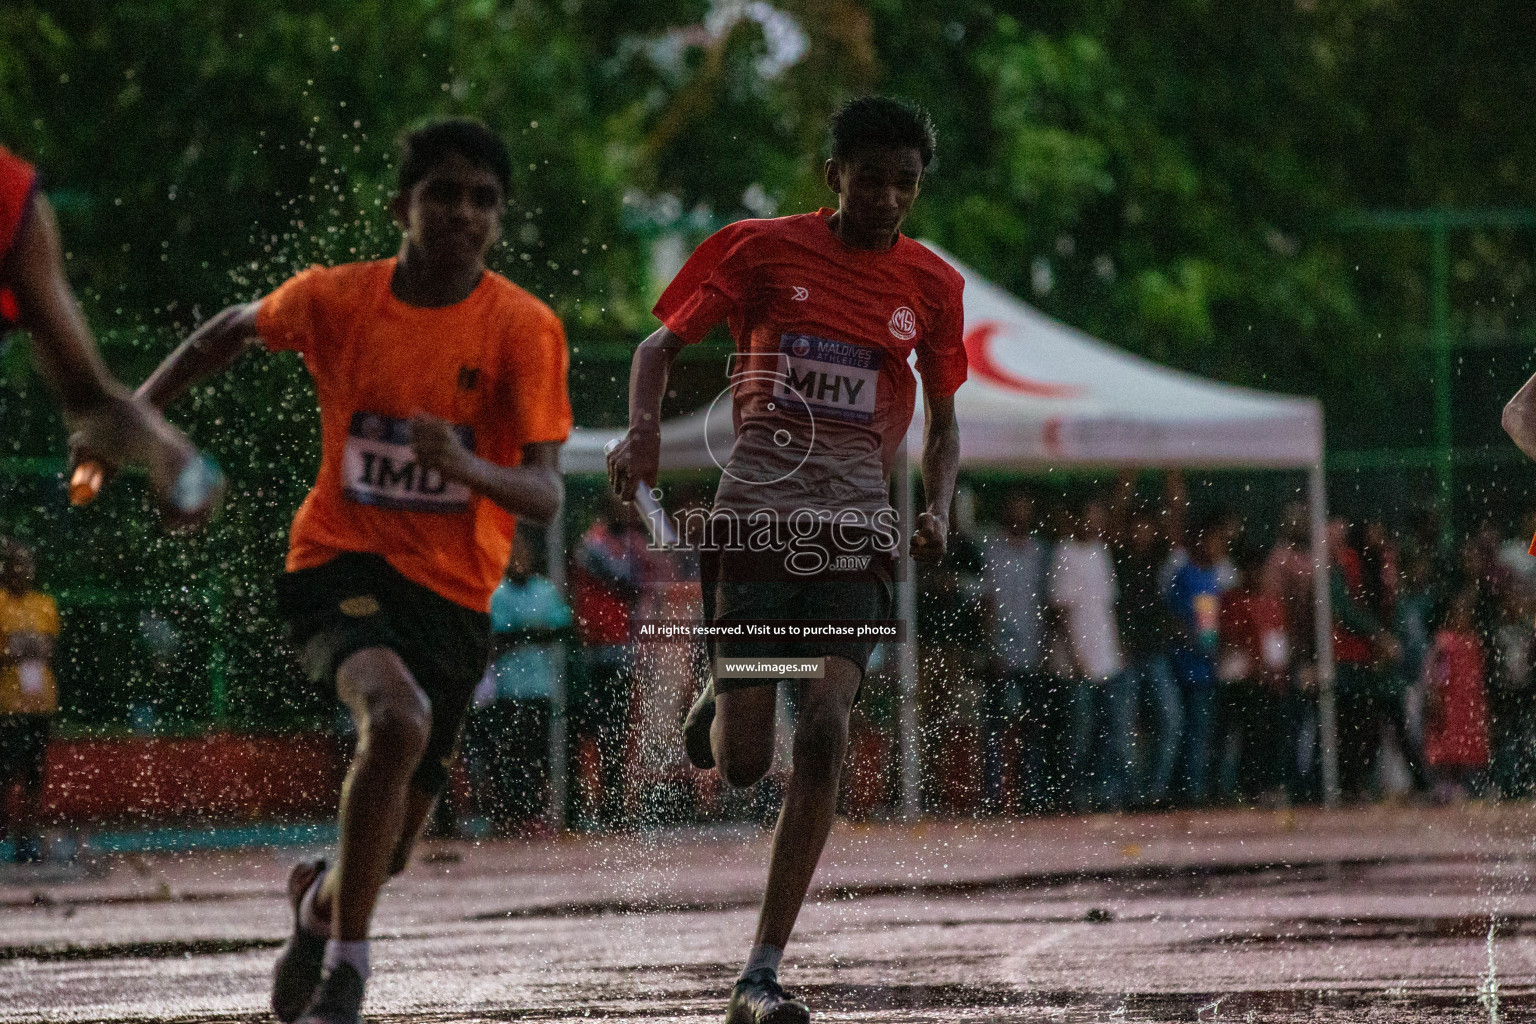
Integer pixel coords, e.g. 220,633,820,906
342,412,475,513
775,334,881,425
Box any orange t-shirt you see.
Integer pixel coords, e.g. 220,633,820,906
256,259,572,611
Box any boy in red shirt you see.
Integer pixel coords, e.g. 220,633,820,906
133,120,570,1024
609,97,965,1024
0,145,218,525
1423,589,1489,800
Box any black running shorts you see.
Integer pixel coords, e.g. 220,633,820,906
275,552,490,795
700,526,894,692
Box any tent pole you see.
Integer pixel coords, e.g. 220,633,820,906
545,511,569,833
1308,460,1340,807
897,444,921,821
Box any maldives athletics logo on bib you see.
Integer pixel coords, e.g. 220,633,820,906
888,306,917,341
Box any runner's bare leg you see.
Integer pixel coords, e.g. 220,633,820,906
386,789,439,875
713,685,778,789
310,647,432,941
717,658,861,949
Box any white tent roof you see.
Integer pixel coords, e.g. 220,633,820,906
564,243,1322,474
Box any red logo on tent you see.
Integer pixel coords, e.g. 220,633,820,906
963,322,1081,398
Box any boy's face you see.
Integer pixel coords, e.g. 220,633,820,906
826,147,924,241
394,151,504,270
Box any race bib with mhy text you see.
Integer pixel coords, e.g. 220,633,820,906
775,334,881,425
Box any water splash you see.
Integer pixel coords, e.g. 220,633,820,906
1478,918,1501,1024
1197,994,1228,1021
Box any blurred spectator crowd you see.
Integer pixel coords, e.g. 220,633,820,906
10,474,1536,846
456,473,1536,834
919,473,1536,816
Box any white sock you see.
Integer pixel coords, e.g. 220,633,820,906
322,939,370,982
739,943,783,981
298,868,329,937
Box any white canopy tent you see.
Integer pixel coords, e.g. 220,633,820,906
560,244,1339,815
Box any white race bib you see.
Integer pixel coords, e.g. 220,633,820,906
342,413,474,514
775,334,881,425
17,661,45,695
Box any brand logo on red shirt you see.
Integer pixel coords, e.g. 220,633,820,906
791,286,809,301
888,307,917,341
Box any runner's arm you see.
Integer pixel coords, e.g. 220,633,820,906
1503,371,1536,460
911,388,960,563
607,325,685,498
7,194,193,467
409,425,564,525
7,194,123,417
137,301,263,410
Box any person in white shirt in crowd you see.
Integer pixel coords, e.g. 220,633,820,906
980,490,1053,814
1048,499,1132,812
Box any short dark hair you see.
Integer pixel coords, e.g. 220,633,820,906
829,97,937,168
397,118,512,195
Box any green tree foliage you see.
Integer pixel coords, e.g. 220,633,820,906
1,0,1533,730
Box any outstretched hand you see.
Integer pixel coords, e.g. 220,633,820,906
67,393,223,531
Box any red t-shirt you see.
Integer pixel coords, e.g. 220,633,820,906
653,210,966,522
1219,588,1289,688
0,147,40,331
1332,548,1376,665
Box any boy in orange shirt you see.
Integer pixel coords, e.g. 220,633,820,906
0,540,60,864
134,119,570,1024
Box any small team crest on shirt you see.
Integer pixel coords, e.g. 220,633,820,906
888,306,917,341
791,336,812,358
339,595,381,618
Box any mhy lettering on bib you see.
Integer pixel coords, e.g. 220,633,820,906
775,334,881,425
342,412,476,513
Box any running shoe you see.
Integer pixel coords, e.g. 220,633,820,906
725,971,810,1024
271,858,328,1023
295,962,365,1024
683,677,717,770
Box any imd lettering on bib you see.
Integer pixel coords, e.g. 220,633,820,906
342,413,475,513
775,334,881,425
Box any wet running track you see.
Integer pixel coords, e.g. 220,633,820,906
3,805,1536,1022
